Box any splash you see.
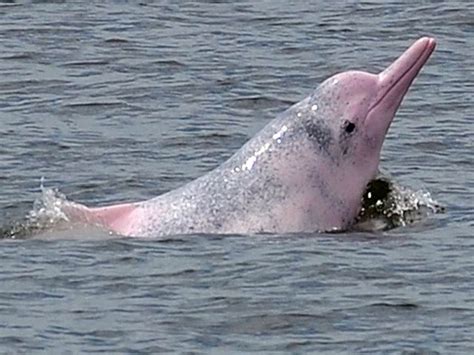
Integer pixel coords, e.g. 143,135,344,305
2,180,70,239
354,175,444,232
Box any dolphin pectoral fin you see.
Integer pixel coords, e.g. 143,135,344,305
62,201,137,236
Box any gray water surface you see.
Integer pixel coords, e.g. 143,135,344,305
0,0,473,353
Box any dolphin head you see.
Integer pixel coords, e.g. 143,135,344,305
309,37,435,170
281,37,436,230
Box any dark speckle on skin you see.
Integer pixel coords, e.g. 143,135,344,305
303,119,333,153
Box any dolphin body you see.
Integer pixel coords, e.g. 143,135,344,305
64,37,436,237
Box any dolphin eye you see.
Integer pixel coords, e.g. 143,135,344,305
344,121,356,134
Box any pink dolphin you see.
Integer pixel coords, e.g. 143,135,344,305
63,37,436,237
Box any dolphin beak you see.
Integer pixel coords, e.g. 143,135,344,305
374,37,436,114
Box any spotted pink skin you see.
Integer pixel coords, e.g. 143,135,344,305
63,37,436,237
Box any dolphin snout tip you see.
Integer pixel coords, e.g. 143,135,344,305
418,36,437,50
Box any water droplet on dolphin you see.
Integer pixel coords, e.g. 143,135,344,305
272,125,288,141
242,156,257,171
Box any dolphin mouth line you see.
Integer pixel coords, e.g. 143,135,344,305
368,38,434,114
